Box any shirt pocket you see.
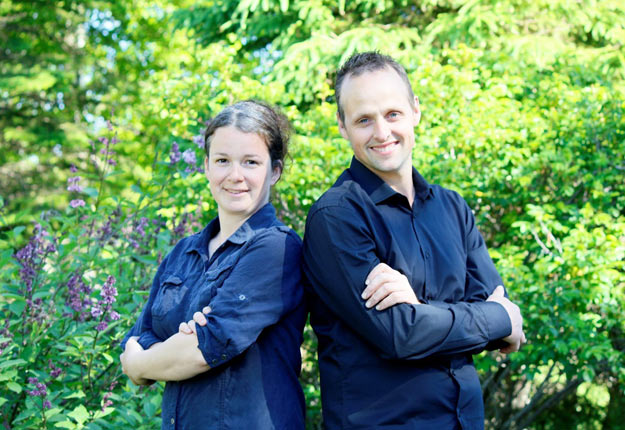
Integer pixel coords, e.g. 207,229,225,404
189,257,238,314
152,274,189,320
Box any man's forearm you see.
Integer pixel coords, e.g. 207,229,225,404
133,332,210,382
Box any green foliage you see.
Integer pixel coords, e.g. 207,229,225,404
2,0,625,429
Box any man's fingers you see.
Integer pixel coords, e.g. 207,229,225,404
365,262,392,286
362,273,393,300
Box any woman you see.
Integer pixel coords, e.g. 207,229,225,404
120,100,306,430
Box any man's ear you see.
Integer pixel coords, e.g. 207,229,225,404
337,111,349,140
412,96,421,126
204,157,210,181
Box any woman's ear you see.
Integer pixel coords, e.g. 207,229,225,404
271,160,283,185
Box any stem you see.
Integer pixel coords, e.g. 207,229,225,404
40,396,47,429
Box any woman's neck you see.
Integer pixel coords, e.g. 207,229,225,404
208,211,250,258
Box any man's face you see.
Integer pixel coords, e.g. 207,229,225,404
337,67,420,184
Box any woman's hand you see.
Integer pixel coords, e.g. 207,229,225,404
179,306,212,334
120,337,153,386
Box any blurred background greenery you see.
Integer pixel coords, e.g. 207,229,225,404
1,0,624,429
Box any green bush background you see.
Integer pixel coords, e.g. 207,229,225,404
1,0,624,428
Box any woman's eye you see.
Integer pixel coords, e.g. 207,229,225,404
215,158,228,164
245,159,259,166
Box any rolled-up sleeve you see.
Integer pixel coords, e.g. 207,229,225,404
121,255,169,351
303,204,510,361
195,229,303,368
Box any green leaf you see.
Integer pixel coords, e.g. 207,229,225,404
67,404,90,425
55,421,77,429
0,358,26,370
64,390,86,399
7,381,21,393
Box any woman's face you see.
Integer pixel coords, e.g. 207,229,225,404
205,125,280,221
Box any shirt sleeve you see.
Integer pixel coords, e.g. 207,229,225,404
303,205,511,361
194,229,303,368
120,254,170,351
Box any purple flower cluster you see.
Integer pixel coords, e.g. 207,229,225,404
69,199,85,208
170,141,203,174
0,321,13,356
101,381,117,411
66,272,92,321
14,224,56,293
170,142,182,165
67,176,83,193
90,276,119,332
49,360,62,378
135,217,149,237
193,134,204,148
27,377,51,409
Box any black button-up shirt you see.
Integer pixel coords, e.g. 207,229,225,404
303,158,511,430
123,203,306,430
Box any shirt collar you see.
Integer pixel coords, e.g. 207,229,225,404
186,202,277,256
347,157,434,204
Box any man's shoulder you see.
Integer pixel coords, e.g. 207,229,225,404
308,170,370,216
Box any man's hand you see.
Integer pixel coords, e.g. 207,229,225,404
487,286,526,353
361,263,420,311
179,306,212,334
120,337,152,386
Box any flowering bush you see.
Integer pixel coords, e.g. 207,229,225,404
0,122,210,429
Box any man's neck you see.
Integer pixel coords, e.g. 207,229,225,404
377,170,415,207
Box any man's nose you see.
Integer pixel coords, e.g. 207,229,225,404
373,120,390,142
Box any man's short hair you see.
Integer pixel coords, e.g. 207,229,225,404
335,51,415,122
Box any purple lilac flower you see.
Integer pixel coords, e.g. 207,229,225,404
170,142,181,165
67,176,83,192
91,305,103,318
101,276,117,305
49,360,62,378
14,224,52,293
70,164,78,173
110,311,120,321
96,321,108,331
193,134,204,148
27,378,48,397
0,322,13,356
69,199,85,208
43,400,52,409
135,217,148,237
182,149,197,166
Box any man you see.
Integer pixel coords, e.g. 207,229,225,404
302,51,525,430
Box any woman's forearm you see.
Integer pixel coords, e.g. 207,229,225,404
131,332,210,382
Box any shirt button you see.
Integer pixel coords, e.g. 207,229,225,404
425,251,431,259
450,369,456,376
239,294,246,300
170,418,175,425
212,359,217,364
221,354,227,360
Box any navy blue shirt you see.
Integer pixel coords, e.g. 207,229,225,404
303,158,512,430
123,203,306,430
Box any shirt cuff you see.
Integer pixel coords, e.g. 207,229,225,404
196,325,230,368
478,301,512,341
137,331,162,350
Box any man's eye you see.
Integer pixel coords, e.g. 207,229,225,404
388,112,399,119
357,118,370,125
